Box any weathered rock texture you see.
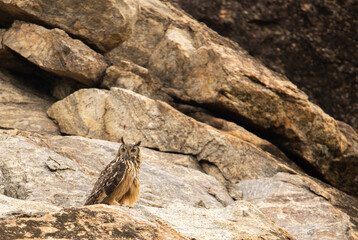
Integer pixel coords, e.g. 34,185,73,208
43,134,234,209
138,201,295,240
47,87,296,185
0,69,59,134
0,129,299,239
101,61,296,169
107,0,357,196
0,205,188,240
237,172,358,240
0,130,91,207
0,28,37,73
0,194,60,219
0,0,139,51
168,0,358,131
179,107,295,167
101,59,171,102
3,21,108,86
1,129,357,239
0,0,357,239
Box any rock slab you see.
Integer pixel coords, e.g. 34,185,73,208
0,0,139,51
169,0,358,131
3,21,108,86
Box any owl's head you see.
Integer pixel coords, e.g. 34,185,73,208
118,137,141,162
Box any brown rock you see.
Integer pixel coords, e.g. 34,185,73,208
108,0,357,195
100,61,297,171
0,28,37,73
1,27,85,96
3,21,108,86
47,87,296,184
0,0,139,51
169,0,358,131
50,77,85,100
0,205,188,240
0,69,59,134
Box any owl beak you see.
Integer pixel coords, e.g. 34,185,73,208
124,151,130,160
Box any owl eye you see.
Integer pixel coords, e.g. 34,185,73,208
121,148,126,152
131,149,136,153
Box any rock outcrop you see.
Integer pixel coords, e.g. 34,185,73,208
0,129,299,239
0,128,357,239
107,0,357,196
0,0,139,51
3,21,108,86
0,0,357,239
168,0,358,131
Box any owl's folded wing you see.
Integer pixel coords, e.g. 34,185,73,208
84,161,127,205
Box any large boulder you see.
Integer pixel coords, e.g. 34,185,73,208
107,0,357,196
3,21,108,86
0,0,139,51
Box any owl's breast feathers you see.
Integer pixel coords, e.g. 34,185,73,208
84,159,139,206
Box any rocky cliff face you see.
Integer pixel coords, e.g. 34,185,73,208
168,0,358,131
0,0,357,239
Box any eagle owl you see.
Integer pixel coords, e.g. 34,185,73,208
84,137,141,206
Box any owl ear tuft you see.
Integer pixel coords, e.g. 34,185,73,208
120,137,125,145
134,141,141,147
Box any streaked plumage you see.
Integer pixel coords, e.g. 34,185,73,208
84,137,141,206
